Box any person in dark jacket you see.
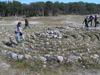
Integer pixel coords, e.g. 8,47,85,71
89,14,94,27
82,16,89,28
94,15,97,27
24,17,30,29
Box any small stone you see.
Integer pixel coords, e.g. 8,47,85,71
57,56,64,63
43,65,46,68
47,56,57,62
10,53,17,61
0,48,3,52
17,54,24,60
40,56,46,62
6,51,12,55
25,54,32,59
45,42,50,45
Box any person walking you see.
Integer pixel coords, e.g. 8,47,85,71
82,16,89,28
15,22,25,46
24,17,30,29
94,15,97,27
89,14,94,27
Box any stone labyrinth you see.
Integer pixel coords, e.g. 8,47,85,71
0,25,100,69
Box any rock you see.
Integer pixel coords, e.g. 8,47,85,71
0,32,2,34
43,65,46,68
25,54,32,59
57,56,64,63
17,54,24,60
47,56,57,62
90,54,99,59
68,55,79,60
6,51,12,55
45,42,50,45
30,45,34,49
31,32,37,39
25,48,30,51
0,48,3,52
10,53,17,61
72,51,80,56
26,34,31,38
45,54,51,57
39,56,46,62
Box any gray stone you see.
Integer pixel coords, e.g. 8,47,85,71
47,56,57,62
25,48,30,51
10,53,17,61
6,51,12,55
57,56,64,63
39,56,46,62
45,42,50,45
17,54,24,60
25,54,32,59
0,48,3,52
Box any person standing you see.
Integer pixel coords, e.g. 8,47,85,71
94,15,97,27
89,15,94,27
24,17,30,29
82,16,89,28
15,22,25,46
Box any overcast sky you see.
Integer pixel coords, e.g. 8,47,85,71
1,0,100,4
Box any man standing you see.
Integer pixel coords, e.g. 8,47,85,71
89,15,94,27
94,15,97,27
24,17,30,29
15,22,25,46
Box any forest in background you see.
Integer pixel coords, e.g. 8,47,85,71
0,1,100,17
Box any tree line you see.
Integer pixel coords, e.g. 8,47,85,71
0,1,100,17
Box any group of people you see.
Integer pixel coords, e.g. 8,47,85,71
15,17,30,46
83,15,99,28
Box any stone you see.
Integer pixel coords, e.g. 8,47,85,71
43,65,46,68
17,54,24,60
39,56,46,62
47,56,57,62
6,51,12,55
25,54,32,59
91,54,99,59
31,32,37,39
0,48,3,52
68,55,79,60
10,53,17,61
25,48,30,51
45,42,50,45
57,56,64,63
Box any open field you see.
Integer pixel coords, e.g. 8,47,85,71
0,15,100,75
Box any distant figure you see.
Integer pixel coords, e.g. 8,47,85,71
94,15,97,27
24,17,30,29
89,14,94,26
15,22,25,46
82,16,89,28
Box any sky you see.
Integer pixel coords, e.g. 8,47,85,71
0,0,100,4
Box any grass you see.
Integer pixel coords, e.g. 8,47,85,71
1,15,100,74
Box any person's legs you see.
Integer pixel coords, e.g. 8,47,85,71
21,35,25,46
90,20,92,26
24,24,27,29
16,36,20,46
27,25,30,29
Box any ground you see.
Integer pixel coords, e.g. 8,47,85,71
0,15,100,75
